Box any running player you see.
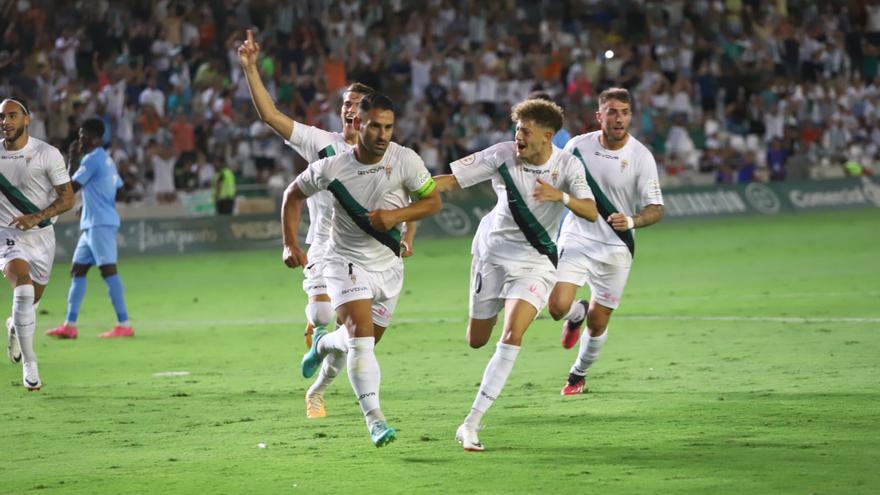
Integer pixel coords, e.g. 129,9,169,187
0,98,75,390
433,98,597,451
46,118,133,339
282,93,440,447
239,30,418,418
548,87,664,395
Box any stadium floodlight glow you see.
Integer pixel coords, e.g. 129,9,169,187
604,50,615,59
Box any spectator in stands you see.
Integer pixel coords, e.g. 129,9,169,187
213,159,236,215
767,137,788,181
4,0,880,205
147,140,177,203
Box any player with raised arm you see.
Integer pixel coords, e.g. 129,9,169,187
282,93,440,447
239,30,418,418
433,99,598,451
548,88,664,395
46,118,133,340
0,98,75,390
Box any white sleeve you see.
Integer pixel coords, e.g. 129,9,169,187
285,123,327,163
400,148,436,198
564,157,593,200
293,159,330,197
449,142,509,188
45,147,71,186
636,151,664,207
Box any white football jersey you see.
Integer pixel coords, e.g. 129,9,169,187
294,142,435,271
0,137,70,231
450,142,593,268
286,124,353,254
560,131,663,266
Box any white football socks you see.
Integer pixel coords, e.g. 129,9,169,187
307,351,344,397
564,300,586,322
465,342,520,428
317,326,349,357
305,301,334,328
571,330,608,376
12,285,37,363
308,326,349,397
347,337,384,426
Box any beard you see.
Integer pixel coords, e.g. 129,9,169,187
603,127,626,142
3,126,25,145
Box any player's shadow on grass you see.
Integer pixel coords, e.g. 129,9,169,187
401,457,453,463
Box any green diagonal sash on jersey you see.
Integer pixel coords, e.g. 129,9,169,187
497,163,558,267
327,179,401,257
0,172,52,228
571,148,635,257
317,145,336,159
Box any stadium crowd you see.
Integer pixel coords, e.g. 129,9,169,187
1,0,878,205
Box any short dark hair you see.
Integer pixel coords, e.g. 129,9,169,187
359,92,395,114
511,98,564,133
598,87,632,108
528,91,554,102
81,118,105,139
345,82,375,96
1,98,29,116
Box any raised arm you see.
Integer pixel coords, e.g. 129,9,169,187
281,182,309,268
239,29,295,140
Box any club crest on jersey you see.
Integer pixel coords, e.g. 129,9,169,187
551,167,559,182
25,156,32,165
620,159,629,172
385,163,392,179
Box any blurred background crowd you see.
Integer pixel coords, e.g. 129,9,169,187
1,0,878,209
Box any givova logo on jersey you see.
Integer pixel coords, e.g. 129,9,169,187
357,167,385,176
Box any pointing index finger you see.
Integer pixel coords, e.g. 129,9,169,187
247,29,254,43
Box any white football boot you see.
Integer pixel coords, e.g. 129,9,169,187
455,423,484,452
22,360,41,391
6,317,21,364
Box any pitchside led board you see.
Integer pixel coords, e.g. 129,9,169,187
52,177,880,258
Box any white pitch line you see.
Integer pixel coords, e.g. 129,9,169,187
627,290,880,301
132,313,880,330
615,315,880,324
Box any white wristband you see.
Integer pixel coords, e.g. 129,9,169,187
626,216,635,230
561,192,571,206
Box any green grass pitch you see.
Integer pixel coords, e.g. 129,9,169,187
1,209,878,494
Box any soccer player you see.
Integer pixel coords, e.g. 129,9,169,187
282,92,440,447
0,98,75,390
46,118,133,340
433,98,598,451
238,30,418,419
548,87,664,395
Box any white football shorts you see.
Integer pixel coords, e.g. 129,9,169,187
469,256,556,319
0,226,56,285
323,257,403,328
301,243,329,298
555,245,631,309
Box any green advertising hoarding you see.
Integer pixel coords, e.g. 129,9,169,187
663,176,880,217
53,177,879,258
